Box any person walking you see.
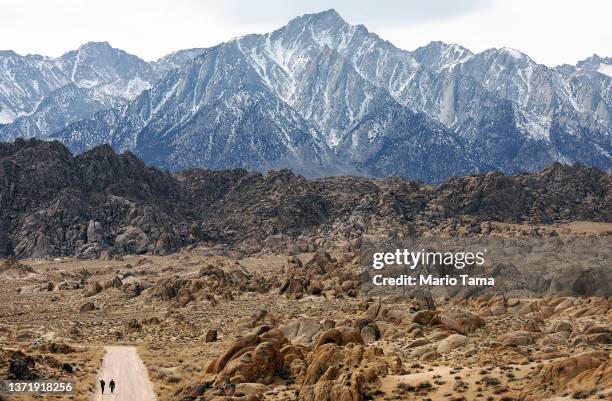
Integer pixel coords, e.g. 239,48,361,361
100,379,106,394
109,379,116,394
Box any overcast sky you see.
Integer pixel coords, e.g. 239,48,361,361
0,0,610,66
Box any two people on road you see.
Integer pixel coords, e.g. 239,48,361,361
99,379,116,394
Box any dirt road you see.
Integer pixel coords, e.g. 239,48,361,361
92,346,156,400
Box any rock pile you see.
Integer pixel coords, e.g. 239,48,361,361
176,325,400,401
279,251,359,299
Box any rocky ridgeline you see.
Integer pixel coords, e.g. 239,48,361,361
1,139,610,259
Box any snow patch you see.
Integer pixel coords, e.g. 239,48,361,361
597,63,612,78
0,108,16,124
501,47,523,59
515,108,551,141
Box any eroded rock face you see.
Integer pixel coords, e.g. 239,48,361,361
548,266,612,297
297,342,401,401
521,351,609,400
501,330,536,346
206,334,262,375
186,324,399,401
566,359,612,396
0,140,189,259
148,264,268,307
214,341,284,386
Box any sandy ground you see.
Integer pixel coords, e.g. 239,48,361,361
92,346,156,401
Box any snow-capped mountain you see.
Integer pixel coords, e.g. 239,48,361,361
152,48,208,74
52,45,349,176
0,83,105,140
0,42,198,135
2,9,611,181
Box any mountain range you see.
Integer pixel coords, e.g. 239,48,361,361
1,9,611,181
1,138,610,258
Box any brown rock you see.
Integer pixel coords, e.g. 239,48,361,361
436,334,468,354
206,329,218,343
522,351,609,400
214,341,283,386
83,281,102,297
207,334,261,374
501,330,535,346
360,324,380,344
523,319,541,332
79,301,96,312
440,311,485,335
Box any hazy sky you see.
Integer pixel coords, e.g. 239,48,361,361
0,0,610,66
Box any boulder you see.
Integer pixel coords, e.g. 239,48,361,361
314,328,364,348
115,226,150,254
545,321,572,334
83,281,102,297
87,220,105,244
206,329,218,343
298,342,400,401
207,334,261,374
8,351,38,380
440,311,485,335
522,319,541,332
360,324,380,344
35,343,76,354
436,334,468,354
408,289,436,310
501,330,535,346
213,341,283,386
412,310,437,325
234,382,268,397
127,319,142,330
103,275,123,289
79,301,96,312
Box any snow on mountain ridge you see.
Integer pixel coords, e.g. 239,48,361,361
599,64,612,78
0,41,209,138
1,9,611,180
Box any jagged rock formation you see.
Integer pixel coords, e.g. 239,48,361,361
175,325,400,401
0,139,610,259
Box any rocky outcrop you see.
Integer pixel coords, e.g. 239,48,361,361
0,140,189,259
440,311,485,335
0,257,34,278
180,323,399,401
297,342,400,401
1,140,610,261
521,351,609,400
148,263,269,307
279,251,359,299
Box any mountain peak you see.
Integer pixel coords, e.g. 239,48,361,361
79,41,113,50
310,8,342,19
0,50,18,57
413,41,473,70
290,8,347,27
499,47,526,59
59,41,118,59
